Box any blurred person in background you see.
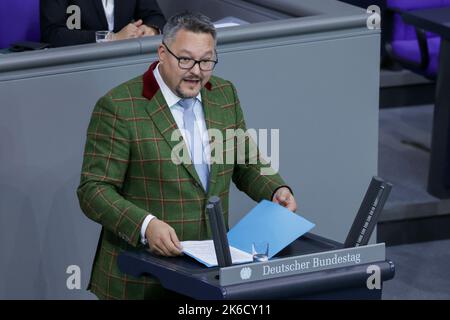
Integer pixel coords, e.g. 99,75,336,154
40,0,166,47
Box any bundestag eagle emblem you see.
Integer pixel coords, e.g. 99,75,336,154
240,267,252,280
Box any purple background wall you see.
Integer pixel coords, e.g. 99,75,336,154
0,0,40,49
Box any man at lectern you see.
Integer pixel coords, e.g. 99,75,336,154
77,11,297,299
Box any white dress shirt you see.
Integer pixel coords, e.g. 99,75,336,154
101,0,115,31
140,63,211,244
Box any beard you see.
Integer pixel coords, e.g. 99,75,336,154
175,76,204,98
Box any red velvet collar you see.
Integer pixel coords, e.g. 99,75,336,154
142,61,213,100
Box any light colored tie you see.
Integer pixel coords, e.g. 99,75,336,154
178,98,209,191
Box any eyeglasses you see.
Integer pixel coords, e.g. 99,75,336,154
162,42,218,71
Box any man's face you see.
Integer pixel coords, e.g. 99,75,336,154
158,29,216,98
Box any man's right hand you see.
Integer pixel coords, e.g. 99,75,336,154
112,20,145,41
145,218,183,257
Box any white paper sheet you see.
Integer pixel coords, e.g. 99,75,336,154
181,240,253,267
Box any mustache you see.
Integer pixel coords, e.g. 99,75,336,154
183,76,202,81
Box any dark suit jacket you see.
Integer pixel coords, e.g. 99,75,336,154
40,0,166,47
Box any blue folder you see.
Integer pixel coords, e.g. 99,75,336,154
227,200,315,259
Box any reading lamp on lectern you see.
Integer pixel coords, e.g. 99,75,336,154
207,196,232,267
344,176,393,248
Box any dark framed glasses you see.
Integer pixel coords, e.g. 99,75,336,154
162,42,218,71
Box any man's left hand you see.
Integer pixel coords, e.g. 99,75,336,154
272,187,297,212
139,25,159,37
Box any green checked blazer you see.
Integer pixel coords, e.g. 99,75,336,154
77,61,288,300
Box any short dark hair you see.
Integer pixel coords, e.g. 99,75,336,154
162,12,216,44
